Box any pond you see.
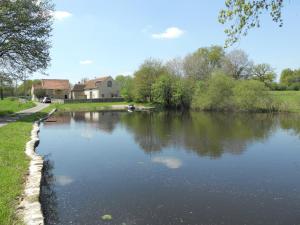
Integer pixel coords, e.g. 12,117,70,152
37,111,300,225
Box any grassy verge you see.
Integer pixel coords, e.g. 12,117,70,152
0,98,36,116
271,91,300,113
0,105,53,225
54,101,154,112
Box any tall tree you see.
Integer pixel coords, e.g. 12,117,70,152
183,46,225,81
222,49,253,79
219,0,284,47
252,63,275,86
0,0,53,82
133,58,166,102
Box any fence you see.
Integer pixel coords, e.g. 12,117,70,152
64,97,125,104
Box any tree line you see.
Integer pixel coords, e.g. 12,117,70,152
116,45,298,111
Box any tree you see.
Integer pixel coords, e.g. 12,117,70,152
152,73,175,107
252,63,276,86
219,0,284,47
280,68,300,88
133,58,166,102
115,75,134,101
222,49,253,79
183,46,225,81
0,0,53,82
165,57,184,77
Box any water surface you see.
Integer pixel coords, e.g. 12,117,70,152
37,111,300,225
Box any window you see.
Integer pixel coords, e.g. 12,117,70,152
107,80,112,87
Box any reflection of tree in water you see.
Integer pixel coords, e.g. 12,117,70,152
72,111,120,133
40,155,59,225
279,113,300,137
120,111,277,158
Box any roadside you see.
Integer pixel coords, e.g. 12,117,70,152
0,103,49,127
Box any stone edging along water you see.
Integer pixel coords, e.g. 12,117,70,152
17,108,56,225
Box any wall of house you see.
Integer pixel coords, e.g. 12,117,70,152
98,78,119,98
84,89,99,99
71,91,86,99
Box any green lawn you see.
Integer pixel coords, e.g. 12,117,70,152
0,106,53,225
271,91,300,113
0,98,36,116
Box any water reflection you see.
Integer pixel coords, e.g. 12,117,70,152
46,111,300,158
40,156,59,225
38,111,300,225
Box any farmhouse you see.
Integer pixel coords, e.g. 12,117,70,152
31,79,70,101
83,76,119,99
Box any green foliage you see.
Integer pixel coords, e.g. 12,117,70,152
115,75,134,101
252,63,275,86
133,58,167,102
219,0,284,47
17,79,40,97
192,73,235,111
0,0,53,80
280,68,300,88
183,45,225,81
233,80,276,111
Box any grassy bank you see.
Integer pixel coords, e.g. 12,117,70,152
0,98,36,116
271,91,300,113
0,106,52,225
54,101,154,112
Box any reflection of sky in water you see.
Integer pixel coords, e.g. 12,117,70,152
55,175,74,186
152,156,182,169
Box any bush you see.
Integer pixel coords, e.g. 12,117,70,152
287,83,300,91
192,74,235,111
233,80,277,112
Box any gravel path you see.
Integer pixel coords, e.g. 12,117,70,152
0,103,49,127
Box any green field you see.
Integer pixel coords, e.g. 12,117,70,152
0,106,52,225
271,91,300,113
0,98,36,116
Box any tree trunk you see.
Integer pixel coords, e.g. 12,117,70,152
0,79,3,100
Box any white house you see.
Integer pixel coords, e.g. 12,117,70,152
83,76,119,99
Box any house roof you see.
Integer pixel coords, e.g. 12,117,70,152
84,76,111,89
33,79,70,90
42,79,70,90
71,83,85,91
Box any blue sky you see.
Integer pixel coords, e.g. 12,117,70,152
36,0,300,83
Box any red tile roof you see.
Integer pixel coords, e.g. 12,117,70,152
33,79,70,90
84,76,111,89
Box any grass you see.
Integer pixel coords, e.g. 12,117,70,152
53,101,154,112
0,98,36,116
0,105,53,225
271,91,300,113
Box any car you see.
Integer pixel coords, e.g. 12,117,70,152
42,97,51,103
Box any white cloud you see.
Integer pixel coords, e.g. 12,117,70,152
80,60,93,65
51,11,72,21
152,27,184,40
152,156,182,169
55,175,74,186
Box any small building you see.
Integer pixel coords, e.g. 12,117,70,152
31,79,70,101
70,83,86,99
83,76,119,99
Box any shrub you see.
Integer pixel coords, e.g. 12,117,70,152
192,74,235,111
233,80,277,111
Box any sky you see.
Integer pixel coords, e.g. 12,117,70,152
35,0,300,83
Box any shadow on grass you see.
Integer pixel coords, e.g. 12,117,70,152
0,110,14,117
